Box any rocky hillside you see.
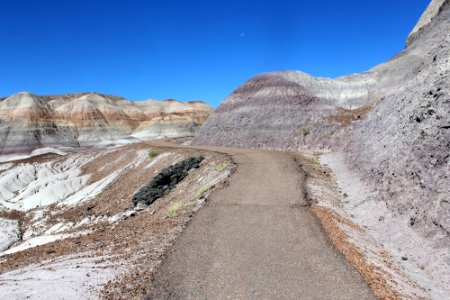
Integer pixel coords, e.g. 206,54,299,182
0,144,233,298
195,0,449,297
195,0,449,241
0,92,212,154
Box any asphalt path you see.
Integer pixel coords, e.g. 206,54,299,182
146,142,375,299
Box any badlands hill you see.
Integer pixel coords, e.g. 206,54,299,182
0,92,212,154
195,0,449,297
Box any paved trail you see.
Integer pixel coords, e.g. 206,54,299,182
147,143,375,299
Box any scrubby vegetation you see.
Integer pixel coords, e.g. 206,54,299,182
323,105,373,127
197,186,208,197
166,201,195,217
148,150,159,158
214,162,230,172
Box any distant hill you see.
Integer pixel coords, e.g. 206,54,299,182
0,92,212,154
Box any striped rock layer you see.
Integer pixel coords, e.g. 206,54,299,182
0,92,212,154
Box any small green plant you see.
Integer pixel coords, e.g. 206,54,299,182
148,149,159,158
166,201,195,217
197,186,208,197
302,128,310,136
214,162,230,172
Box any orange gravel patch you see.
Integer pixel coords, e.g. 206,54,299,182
312,205,402,300
292,151,429,300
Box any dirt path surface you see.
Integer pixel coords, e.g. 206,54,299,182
147,141,375,299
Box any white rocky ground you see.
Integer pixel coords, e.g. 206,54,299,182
0,148,68,163
0,218,20,252
0,254,125,299
0,143,233,299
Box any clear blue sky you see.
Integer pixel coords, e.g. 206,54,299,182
0,0,430,107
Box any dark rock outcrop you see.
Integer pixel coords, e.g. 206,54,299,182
133,156,204,206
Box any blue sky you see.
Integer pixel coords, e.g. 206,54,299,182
0,0,430,107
